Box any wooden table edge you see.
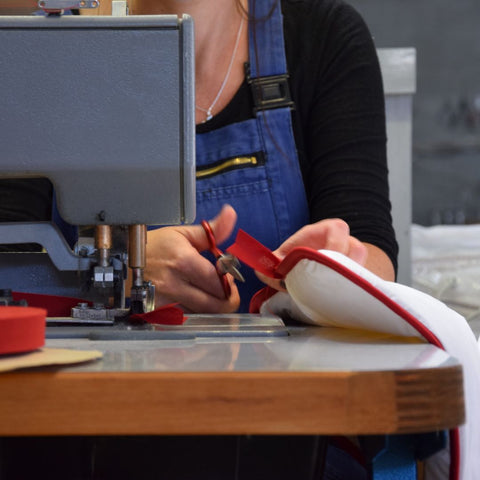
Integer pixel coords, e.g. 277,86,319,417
0,365,464,436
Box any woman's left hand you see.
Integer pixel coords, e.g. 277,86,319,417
256,218,368,291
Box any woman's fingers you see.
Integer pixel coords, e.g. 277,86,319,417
255,219,368,292
275,219,349,258
145,204,240,313
181,204,237,252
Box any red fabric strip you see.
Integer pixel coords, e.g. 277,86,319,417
129,303,186,325
249,286,277,314
226,229,281,278
449,429,460,480
12,291,91,318
11,292,186,325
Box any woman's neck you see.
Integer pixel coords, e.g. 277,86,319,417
129,0,249,124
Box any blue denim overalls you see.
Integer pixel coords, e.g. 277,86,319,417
45,3,308,312
195,0,309,312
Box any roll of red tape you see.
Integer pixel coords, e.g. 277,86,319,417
0,306,46,355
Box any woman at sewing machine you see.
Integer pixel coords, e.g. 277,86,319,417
140,0,397,313
0,1,399,478
0,0,397,312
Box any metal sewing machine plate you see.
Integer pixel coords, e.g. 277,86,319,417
46,314,289,340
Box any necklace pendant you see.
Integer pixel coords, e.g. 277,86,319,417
196,17,244,126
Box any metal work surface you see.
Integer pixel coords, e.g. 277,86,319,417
46,313,289,341
44,320,454,373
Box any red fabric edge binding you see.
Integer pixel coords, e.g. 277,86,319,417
249,286,277,314
253,246,460,480
276,247,445,347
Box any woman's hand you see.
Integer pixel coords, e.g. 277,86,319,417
145,204,240,313
256,218,368,291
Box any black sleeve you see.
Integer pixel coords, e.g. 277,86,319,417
284,0,398,272
0,178,53,251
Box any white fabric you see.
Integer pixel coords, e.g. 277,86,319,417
411,224,480,319
260,249,480,480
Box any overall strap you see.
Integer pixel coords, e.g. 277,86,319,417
246,0,309,243
247,0,294,113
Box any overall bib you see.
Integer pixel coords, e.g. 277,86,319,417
195,0,309,312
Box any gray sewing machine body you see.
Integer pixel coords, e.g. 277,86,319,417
0,13,195,317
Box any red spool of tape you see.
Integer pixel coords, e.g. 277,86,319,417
0,306,46,355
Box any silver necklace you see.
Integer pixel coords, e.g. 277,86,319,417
196,16,245,123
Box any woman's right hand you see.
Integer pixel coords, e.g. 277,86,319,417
145,204,240,313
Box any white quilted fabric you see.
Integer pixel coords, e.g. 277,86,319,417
260,249,480,480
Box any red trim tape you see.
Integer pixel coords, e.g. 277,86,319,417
129,303,186,325
12,291,91,318
227,229,282,278
0,306,46,355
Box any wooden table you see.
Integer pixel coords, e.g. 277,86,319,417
0,319,464,438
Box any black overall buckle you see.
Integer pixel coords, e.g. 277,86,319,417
246,64,295,114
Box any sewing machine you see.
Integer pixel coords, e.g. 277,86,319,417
0,1,195,320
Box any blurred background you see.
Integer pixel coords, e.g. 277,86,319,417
348,0,480,316
350,0,480,226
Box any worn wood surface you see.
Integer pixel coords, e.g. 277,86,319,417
0,365,464,436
